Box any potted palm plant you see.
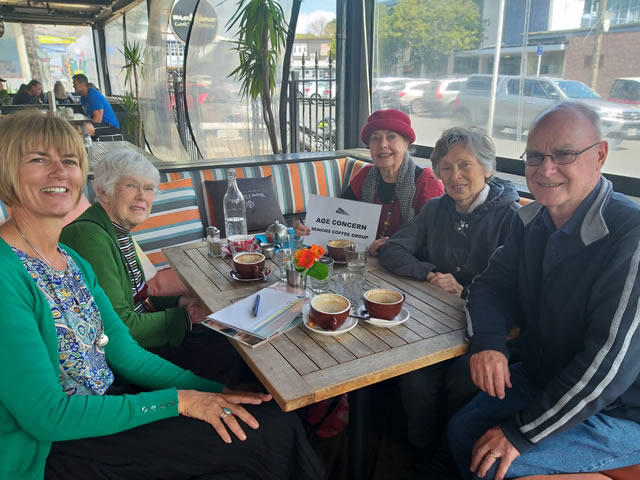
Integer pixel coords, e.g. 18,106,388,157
120,40,144,147
226,0,287,154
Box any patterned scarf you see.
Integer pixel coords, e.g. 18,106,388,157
360,151,417,224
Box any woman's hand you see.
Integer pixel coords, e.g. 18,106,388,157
427,272,464,297
185,302,208,324
293,220,310,236
368,237,388,256
177,390,270,443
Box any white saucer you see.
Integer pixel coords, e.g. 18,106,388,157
303,304,358,336
359,305,410,328
229,270,270,282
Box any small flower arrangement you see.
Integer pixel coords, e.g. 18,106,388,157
294,245,329,280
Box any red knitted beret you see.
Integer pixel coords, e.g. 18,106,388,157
360,108,416,145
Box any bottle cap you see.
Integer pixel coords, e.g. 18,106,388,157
207,226,220,235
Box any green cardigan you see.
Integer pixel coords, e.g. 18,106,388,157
0,240,223,480
60,203,187,348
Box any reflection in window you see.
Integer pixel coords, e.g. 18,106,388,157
105,17,126,95
372,0,640,178
0,23,97,95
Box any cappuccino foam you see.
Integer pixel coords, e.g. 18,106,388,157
235,253,264,264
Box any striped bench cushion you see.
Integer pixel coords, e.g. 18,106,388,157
131,177,204,269
195,157,369,223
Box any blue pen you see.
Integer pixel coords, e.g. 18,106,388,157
252,294,261,317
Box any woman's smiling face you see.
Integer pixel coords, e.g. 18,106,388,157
438,143,490,212
17,144,83,219
99,175,156,230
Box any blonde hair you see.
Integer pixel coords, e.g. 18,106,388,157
0,110,88,206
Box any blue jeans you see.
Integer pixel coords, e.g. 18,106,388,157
447,363,640,479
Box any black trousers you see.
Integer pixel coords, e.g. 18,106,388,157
148,326,258,390
45,401,323,480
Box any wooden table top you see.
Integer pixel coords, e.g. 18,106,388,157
163,242,469,411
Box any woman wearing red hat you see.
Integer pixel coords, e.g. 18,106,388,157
295,109,443,254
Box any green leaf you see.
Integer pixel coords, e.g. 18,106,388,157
306,262,329,281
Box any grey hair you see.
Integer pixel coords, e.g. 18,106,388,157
532,101,603,140
430,127,496,178
93,148,160,197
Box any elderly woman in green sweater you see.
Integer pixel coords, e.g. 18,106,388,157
61,149,245,382
0,111,321,480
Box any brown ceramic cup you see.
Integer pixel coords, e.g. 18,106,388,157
363,288,405,320
327,239,354,262
232,252,265,279
309,293,351,331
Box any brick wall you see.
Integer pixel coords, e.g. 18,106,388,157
564,30,640,97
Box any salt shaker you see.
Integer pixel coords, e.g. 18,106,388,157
206,226,222,257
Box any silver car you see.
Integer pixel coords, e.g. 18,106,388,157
455,74,640,139
421,77,467,116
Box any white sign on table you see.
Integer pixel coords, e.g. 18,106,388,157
303,194,381,248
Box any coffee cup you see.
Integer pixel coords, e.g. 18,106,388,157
363,288,405,320
232,252,265,279
327,239,354,262
309,293,351,331
228,235,255,255
65,107,74,119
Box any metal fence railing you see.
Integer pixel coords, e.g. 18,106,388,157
287,53,337,153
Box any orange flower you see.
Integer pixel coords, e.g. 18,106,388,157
310,244,325,259
295,249,316,269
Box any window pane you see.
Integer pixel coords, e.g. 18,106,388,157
105,16,126,95
0,22,97,96
373,0,640,179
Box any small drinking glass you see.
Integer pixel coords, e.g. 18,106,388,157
332,272,364,312
344,243,368,275
309,256,334,293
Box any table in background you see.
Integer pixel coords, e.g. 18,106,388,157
163,241,468,479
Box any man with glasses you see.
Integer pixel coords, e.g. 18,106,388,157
448,101,640,480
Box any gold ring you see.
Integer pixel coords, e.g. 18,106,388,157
487,450,501,460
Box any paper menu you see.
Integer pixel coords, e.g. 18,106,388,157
207,287,304,339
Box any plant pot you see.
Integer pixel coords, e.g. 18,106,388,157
286,269,307,288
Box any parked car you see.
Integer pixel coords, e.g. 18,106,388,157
395,80,433,114
608,78,640,109
372,77,410,110
421,77,467,116
455,74,640,140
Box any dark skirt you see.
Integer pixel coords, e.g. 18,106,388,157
45,400,323,480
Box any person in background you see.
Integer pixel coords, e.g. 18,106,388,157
72,73,120,138
0,109,322,480
12,79,43,105
378,127,520,478
0,77,9,106
448,102,640,480
54,81,75,105
61,149,250,384
295,109,443,255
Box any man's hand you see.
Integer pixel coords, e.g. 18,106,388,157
471,426,520,480
470,350,511,398
428,272,464,297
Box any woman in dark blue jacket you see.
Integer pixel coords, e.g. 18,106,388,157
378,127,520,475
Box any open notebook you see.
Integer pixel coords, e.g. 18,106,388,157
203,283,307,348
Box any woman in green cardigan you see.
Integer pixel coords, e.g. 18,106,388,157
60,149,248,382
0,111,321,480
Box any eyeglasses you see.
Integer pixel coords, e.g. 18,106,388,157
520,141,602,167
117,182,156,196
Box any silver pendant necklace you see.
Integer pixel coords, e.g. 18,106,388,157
11,218,109,348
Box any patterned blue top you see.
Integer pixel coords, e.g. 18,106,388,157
13,247,114,396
